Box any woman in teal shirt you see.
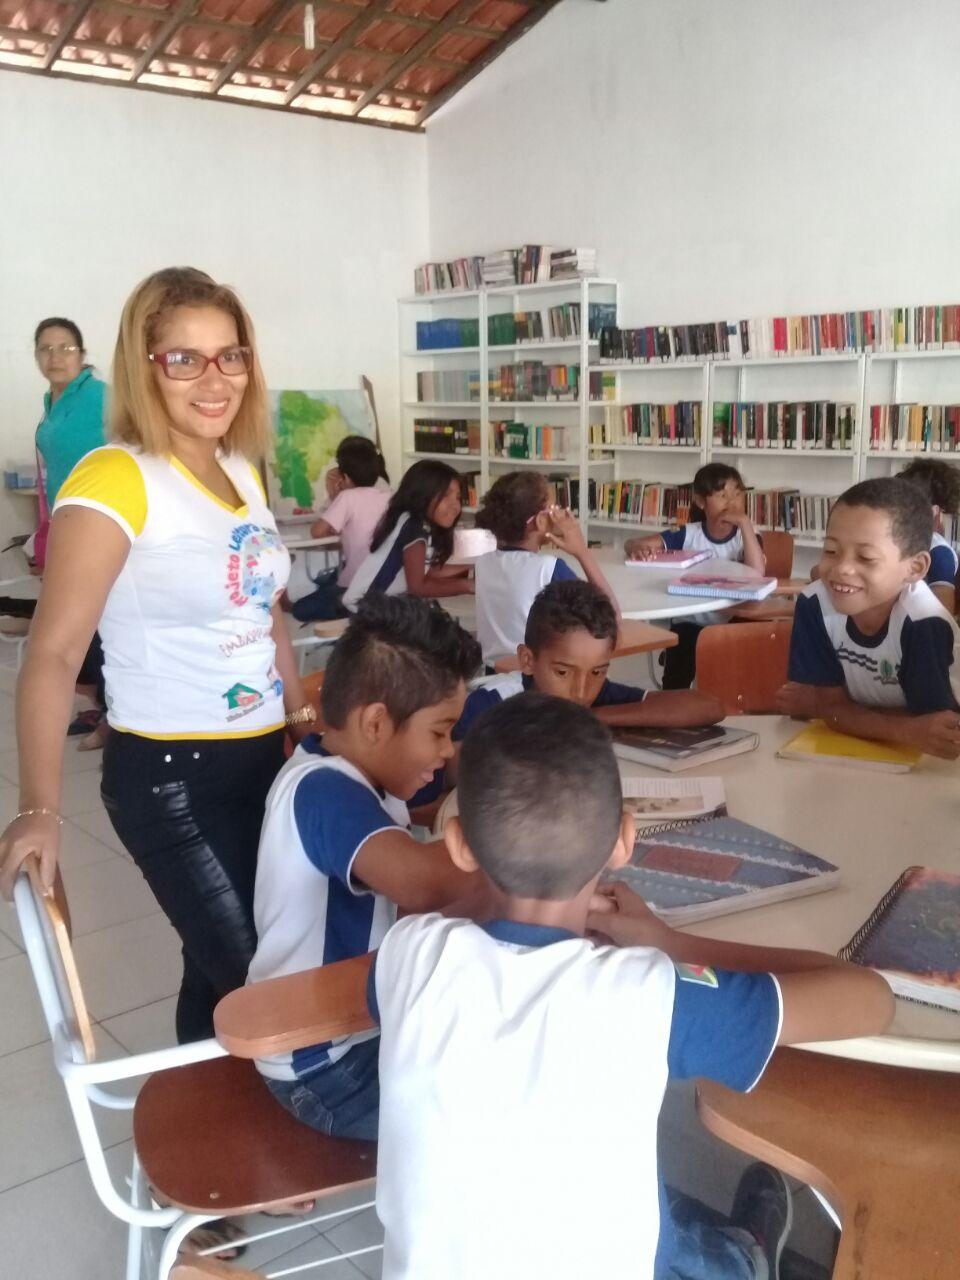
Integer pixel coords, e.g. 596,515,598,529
34,317,107,507
34,318,108,745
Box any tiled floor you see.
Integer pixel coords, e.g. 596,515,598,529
0,656,836,1279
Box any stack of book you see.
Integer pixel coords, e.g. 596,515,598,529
550,248,597,280
712,401,856,450
543,475,595,516
457,472,481,509
599,323,733,363
416,370,482,402
589,370,618,401
596,303,960,363
593,481,693,527
482,250,520,287
489,362,580,402
413,420,481,456
744,489,834,538
414,257,484,294
414,247,599,293
869,404,960,452
415,318,479,350
593,402,702,447
490,422,569,462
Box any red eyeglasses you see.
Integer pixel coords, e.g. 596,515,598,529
148,347,253,381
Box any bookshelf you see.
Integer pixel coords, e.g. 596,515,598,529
398,277,621,524
587,350,960,555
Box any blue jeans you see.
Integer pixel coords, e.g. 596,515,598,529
265,1037,380,1141
656,1186,757,1280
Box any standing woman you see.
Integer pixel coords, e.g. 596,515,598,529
33,318,107,515
0,267,311,1043
33,319,109,745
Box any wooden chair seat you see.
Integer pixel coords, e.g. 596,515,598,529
730,597,797,622
134,1054,375,1216
698,1047,960,1280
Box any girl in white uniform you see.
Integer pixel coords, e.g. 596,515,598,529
626,463,766,688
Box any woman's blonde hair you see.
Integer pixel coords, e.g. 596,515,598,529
110,267,270,459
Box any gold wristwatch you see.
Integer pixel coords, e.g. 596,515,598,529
284,704,318,727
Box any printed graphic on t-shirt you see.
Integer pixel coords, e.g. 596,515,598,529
226,523,285,612
221,665,284,723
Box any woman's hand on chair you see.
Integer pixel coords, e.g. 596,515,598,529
0,812,60,900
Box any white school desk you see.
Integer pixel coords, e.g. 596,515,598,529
436,714,960,1073
588,548,759,621
626,715,960,1072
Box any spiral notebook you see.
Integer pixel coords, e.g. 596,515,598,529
607,813,840,924
838,867,960,1011
667,571,778,602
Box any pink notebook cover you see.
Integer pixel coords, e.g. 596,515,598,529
625,549,714,569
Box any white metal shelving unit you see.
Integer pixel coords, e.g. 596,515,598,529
582,350,958,553
398,277,621,526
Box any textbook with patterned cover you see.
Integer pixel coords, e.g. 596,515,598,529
608,814,840,924
839,867,960,1011
777,722,921,772
667,572,778,601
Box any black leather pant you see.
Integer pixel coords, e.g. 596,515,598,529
101,729,285,1043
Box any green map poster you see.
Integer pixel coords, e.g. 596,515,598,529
267,388,375,520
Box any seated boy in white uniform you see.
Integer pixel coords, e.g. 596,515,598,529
777,477,960,759
369,694,893,1280
455,579,723,740
247,592,482,1138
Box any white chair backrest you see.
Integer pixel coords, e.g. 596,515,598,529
14,857,96,1063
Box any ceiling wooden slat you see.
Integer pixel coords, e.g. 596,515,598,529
0,0,594,129
42,0,97,68
350,0,486,117
415,0,562,124
210,0,300,94
283,0,391,105
130,0,198,81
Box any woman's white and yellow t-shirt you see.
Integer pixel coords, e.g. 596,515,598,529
55,444,291,740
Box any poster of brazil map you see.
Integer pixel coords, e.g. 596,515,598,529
267,388,375,521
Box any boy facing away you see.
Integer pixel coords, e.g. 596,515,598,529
454,579,723,742
370,695,893,1280
247,592,483,1137
777,477,960,759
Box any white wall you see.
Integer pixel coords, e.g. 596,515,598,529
426,0,960,323
0,72,428,544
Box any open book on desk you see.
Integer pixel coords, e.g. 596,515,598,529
607,814,840,925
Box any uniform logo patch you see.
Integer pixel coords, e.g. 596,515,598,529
675,963,718,988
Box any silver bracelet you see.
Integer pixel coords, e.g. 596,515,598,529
15,807,63,826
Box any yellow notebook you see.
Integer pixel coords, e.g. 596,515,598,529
777,721,921,773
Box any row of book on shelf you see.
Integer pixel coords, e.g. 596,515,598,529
713,401,857,451
417,363,606,403
869,403,960,452
592,482,836,540
413,420,570,462
414,247,597,294
596,302,960,363
591,402,703,449
415,303,616,351
452,468,959,545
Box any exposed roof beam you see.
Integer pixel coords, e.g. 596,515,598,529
93,1,495,45
210,0,299,94
351,0,484,117
415,0,562,125
284,0,391,106
42,0,96,68
131,0,198,81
